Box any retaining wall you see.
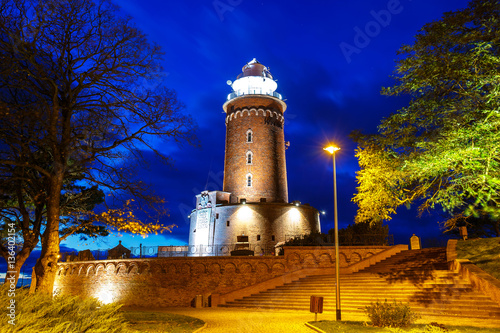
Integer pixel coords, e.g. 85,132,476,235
53,245,406,307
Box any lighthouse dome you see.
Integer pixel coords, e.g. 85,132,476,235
237,58,273,80
228,58,281,101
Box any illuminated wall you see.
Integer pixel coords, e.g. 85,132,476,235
189,194,320,249
53,245,394,307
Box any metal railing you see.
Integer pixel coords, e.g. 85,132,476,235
60,243,278,261
227,90,282,101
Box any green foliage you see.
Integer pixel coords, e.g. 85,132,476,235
425,322,449,332
353,0,500,229
310,320,498,333
0,286,128,332
122,311,204,333
444,213,499,238
364,299,420,328
283,222,390,247
456,237,500,280
283,231,329,246
332,221,390,246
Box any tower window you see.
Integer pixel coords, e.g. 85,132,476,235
271,235,275,241
257,235,261,241
246,173,252,187
227,221,230,227
246,129,253,143
246,151,253,165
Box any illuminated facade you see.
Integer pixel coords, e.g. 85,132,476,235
188,59,320,254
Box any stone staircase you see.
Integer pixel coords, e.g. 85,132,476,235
220,248,500,324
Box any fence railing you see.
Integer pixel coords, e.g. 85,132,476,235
60,243,278,261
283,234,394,246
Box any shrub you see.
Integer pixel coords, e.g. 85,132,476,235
425,322,448,332
0,285,128,332
364,299,420,328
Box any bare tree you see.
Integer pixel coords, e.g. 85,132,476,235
0,0,195,293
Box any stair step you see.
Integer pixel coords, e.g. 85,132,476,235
221,247,500,323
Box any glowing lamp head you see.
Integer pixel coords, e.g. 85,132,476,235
323,146,340,154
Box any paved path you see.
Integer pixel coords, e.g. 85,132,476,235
141,307,329,333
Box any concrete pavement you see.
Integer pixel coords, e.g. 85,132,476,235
137,307,328,333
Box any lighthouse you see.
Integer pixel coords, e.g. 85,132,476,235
188,59,320,255
223,58,288,203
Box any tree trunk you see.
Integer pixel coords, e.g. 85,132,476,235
33,174,62,294
2,247,32,287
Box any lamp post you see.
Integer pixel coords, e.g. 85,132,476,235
323,145,341,321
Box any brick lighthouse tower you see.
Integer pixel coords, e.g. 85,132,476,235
223,58,288,203
188,59,320,255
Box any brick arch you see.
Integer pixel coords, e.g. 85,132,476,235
127,263,139,274
167,264,177,275
57,267,65,276
365,252,374,259
256,262,270,274
272,263,285,275
86,265,95,276
148,263,162,275
286,252,301,265
257,108,265,116
78,265,85,276
105,263,116,274
208,263,221,275
95,264,105,276
339,253,348,266
192,263,206,275
223,262,236,274
265,110,272,117
180,263,191,275
302,253,317,267
350,252,362,263
238,262,252,274
70,266,77,275
116,263,127,275
234,110,242,119
138,263,150,274
319,253,332,266
242,109,250,116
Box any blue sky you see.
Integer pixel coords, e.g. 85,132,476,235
1,0,474,281
63,0,472,249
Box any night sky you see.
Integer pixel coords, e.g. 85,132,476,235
4,0,474,281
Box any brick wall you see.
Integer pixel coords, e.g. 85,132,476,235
223,95,288,203
53,245,396,307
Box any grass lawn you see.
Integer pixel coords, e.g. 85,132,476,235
309,321,500,333
456,237,500,280
122,311,204,333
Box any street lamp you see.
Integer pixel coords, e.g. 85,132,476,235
323,144,341,321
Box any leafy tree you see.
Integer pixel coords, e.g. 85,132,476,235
444,212,500,238
282,231,328,246
0,153,108,285
0,0,195,293
282,222,389,247
332,221,390,246
353,0,500,232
